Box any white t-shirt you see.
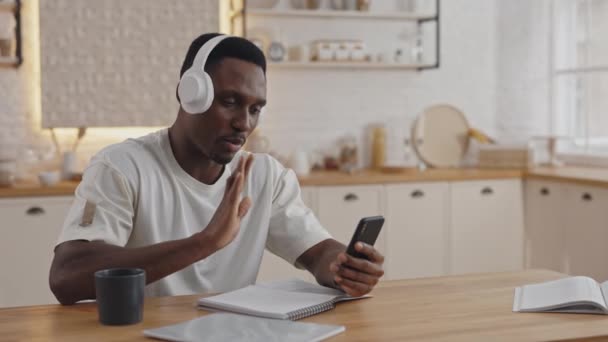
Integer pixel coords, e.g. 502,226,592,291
57,129,332,297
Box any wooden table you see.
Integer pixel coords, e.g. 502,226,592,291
2,270,608,341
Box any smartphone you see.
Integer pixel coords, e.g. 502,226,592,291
345,216,384,260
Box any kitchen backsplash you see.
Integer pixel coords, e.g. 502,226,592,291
39,0,219,128
0,0,551,172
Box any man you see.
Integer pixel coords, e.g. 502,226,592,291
49,33,385,305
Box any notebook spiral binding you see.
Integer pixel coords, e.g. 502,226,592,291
288,301,336,320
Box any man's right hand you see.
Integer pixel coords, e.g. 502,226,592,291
200,153,254,251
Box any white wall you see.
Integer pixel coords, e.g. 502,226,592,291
0,0,553,171
259,0,498,165
0,0,38,160
495,0,552,142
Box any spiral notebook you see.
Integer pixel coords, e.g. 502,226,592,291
197,278,368,320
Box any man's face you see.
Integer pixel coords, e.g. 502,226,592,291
181,57,267,165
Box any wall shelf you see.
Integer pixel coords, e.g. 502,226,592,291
230,0,440,71
231,8,437,21
268,61,437,70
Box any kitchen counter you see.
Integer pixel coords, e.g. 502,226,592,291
3,166,608,198
298,168,523,186
0,181,78,198
526,166,608,188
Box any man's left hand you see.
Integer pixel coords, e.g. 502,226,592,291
329,242,384,297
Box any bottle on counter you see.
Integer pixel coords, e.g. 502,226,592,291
371,125,387,169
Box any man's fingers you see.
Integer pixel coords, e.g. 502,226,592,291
244,153,254,177
229,170,244,202
238,197,252,218
334,276,371,297
354,242,385,264
336,265,379,286
339,253,384,277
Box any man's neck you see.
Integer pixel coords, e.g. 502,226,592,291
167,126,224,185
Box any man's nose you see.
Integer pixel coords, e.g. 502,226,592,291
232,108,252,132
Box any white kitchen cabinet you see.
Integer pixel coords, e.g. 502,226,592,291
0,196,73,308
524,180,567,273
316,185,385,254
562,184,608,281
450,180,524,275
257,187,318,283
384,182,449,280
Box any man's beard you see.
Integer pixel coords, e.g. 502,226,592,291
211,152,236,166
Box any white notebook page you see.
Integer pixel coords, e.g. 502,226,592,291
198,286,336,320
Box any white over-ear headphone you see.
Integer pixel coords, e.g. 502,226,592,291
178,35,230,114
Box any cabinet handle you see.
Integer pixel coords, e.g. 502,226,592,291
582,193,593,202
344,193,359,202
481,187,494,196
540,187,550,196
26,207,45,216
411,190,425,198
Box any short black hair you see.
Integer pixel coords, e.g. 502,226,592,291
179,33,266,78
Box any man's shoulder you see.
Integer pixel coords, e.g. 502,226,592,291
91,129,164,174
246,152,285,174
243,152,290,191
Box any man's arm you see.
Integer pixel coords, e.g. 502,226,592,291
49,154,254,305
296,239,385,297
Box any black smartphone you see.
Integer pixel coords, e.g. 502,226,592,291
345,216,384,260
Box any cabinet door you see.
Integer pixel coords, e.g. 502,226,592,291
316,185,385,255
385,182,449,280
563,184,608,281
256,186,318,283
450,180,524,274
524,180,567,272
0,196,73,308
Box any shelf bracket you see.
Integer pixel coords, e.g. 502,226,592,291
416,0,440,71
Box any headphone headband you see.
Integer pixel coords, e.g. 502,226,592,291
191,35,230,73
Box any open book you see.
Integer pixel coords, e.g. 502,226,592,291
513,276,608,314
197,278,369,320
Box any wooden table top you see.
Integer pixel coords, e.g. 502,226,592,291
2,270,608,341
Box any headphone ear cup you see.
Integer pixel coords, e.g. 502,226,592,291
198,71,215,113
178,69,205,114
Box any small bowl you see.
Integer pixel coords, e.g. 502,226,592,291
38,171,61,187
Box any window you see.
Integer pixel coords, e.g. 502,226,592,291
553,0,608,155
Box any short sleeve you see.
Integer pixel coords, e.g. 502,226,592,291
266,167,332,266
56,160,135,247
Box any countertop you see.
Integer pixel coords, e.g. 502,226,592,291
526,166,608,188
2,166,608,198
298,168,523,186
5,270,608,341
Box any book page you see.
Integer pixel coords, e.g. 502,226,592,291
517,276,606,312
599,281,608,306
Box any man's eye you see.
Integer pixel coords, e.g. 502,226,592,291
222,98,237,106
250,106,262,115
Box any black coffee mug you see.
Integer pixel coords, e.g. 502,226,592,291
94,268,146,325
